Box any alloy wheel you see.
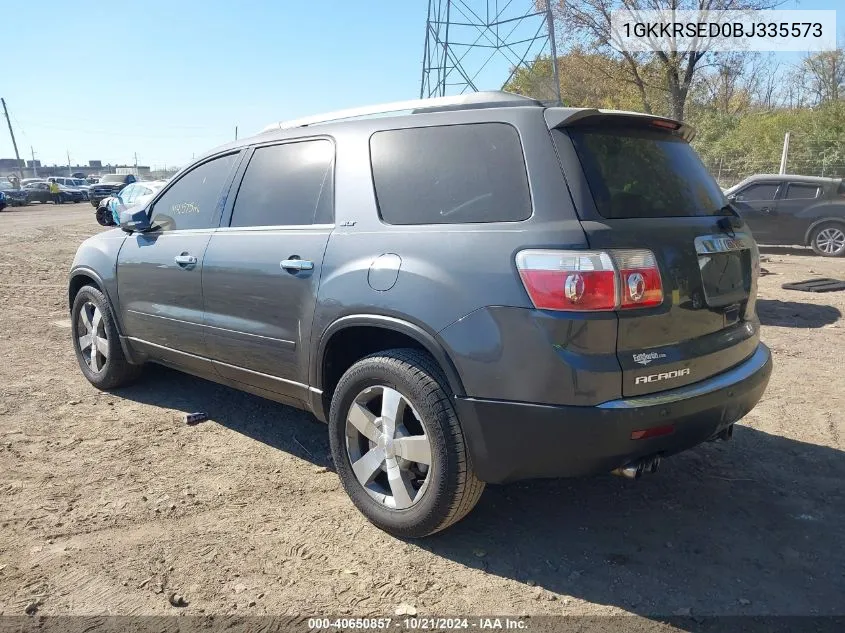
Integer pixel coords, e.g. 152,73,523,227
815,227,845,255
77,301,109,373
344,385,433,510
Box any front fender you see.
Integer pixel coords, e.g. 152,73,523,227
68,229,126,317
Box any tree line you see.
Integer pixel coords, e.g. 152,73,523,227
505,0,845,185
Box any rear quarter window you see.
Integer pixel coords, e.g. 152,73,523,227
784,184,820,200
370,122,531,225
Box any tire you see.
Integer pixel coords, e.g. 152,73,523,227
329,348,484,538
810,221,845,257
95,205,115,226
71,285,142,389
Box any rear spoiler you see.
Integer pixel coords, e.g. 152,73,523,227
544,107,695,142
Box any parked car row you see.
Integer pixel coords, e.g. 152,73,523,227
48,176,92,200
0,181,30,207
21,181,85,204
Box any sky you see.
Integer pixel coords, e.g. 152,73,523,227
2,0,842,171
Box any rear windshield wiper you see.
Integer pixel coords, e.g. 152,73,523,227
716,205,743,235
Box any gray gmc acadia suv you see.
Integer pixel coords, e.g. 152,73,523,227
68,91,773,537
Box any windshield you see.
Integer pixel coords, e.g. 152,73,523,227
100,175,126,183
0,182,13,190
563,126,727,219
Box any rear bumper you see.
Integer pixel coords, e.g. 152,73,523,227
454,343,772,483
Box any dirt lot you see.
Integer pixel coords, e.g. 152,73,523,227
1,202,844,619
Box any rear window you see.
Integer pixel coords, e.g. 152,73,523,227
564,127,726,219
370,123,531,225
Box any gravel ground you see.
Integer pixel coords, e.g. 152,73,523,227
1,202,843,619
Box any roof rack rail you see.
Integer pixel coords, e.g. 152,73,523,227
260,91,542,133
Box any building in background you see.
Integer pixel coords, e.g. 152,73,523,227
0,158,150,180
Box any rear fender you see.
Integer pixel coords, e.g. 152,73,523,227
804,213,845,245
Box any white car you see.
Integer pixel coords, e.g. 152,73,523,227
96,181,168,226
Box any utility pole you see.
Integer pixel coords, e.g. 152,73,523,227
235,126,238,141
67,150,72,176
1,98,25,179
134,152,138,176
30,146,37,177
779,132,790,175
544,1,561,106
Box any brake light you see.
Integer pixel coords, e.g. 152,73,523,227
651,119,679,130
516,249,662,312
516,250,617,311
614,249,664,309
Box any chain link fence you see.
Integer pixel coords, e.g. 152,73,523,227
702,136,845,189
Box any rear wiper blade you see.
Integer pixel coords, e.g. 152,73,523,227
717,203,739,217
717,210,743,236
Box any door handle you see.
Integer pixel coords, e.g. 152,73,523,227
174,254,197,266
760,207,771,214
280,258,314,272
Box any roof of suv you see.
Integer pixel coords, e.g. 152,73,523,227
199,91,693,165
733,174,842,186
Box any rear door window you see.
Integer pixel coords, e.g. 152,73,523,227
784,184,820,200
562,126,726,219
370,123,531,225
230,139,334,227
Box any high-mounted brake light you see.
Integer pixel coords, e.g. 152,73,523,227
651,119,680,130
516,249,663,312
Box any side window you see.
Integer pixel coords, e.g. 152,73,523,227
737,183,779,201
150,153,238,231
784,184,820,200
229,140,334,227
370,123,531,225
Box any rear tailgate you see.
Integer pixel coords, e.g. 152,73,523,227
548,111,761,397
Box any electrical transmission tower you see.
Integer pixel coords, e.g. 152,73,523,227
420,0,561,105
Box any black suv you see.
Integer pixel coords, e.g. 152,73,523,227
726,174,845,256
68,92,772,537
89,173,137,207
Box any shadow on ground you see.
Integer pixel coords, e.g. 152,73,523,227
756,299,841,328
114,366,845,617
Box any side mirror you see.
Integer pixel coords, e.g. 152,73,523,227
119,208,152,233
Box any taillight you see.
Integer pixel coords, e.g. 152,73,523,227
516,249,662,312
614,249,664,309
515,250,617,311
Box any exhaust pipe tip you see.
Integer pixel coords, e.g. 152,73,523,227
612,456,660,479
612,464,641,479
